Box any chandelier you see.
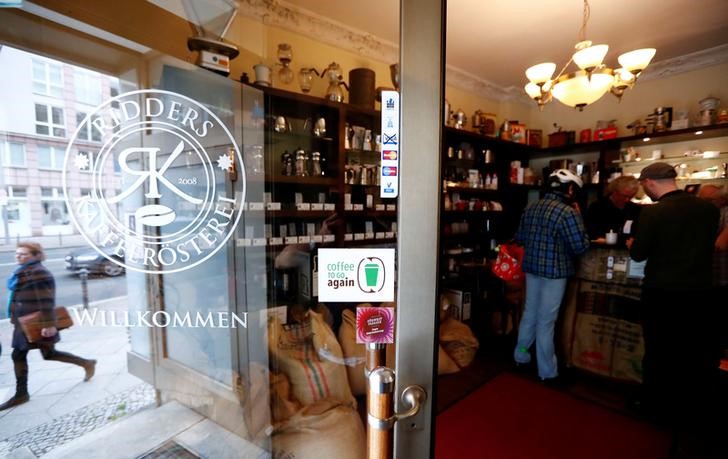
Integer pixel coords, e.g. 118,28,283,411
524,0,655,111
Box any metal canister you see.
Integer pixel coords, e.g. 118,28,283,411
281,150,292,176
295,148,308,176
349,68,376,109
311,151,322,176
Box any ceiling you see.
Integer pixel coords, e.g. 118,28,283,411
153,0,728,94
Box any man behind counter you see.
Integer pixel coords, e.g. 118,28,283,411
585,175,642,242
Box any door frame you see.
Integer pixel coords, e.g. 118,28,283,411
395,0,445,457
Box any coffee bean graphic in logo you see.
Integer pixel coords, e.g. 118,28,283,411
135,204,176,227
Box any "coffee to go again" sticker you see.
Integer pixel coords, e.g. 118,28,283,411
318,248,395,302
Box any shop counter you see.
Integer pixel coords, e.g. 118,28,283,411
560,244,646,383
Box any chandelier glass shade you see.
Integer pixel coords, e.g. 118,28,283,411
551,69,615,110
524,1,655,111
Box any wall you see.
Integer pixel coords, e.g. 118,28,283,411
18,2,728,147
446,62,728,148
228,15,396,104
444,85,533,135
0,47,37,136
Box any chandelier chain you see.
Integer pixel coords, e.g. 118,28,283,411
578,0,590,43
524,0,655,110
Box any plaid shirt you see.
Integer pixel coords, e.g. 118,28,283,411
515,192,590,279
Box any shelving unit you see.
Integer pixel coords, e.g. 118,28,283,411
242,83,397,307
437,121,728,335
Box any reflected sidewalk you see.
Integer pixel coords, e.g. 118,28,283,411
0,234,88,253
0,296,154,457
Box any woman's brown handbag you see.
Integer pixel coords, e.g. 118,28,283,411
18,306,74,343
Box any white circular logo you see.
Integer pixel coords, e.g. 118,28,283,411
63,89,246,274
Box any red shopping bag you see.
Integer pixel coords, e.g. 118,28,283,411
491,243,524,282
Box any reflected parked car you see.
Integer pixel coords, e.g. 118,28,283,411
65,247,125,277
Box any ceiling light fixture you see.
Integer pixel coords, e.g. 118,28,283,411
524,0,655,111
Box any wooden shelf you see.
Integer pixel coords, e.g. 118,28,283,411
264,175,337,186
345,183,382,189
506,183,541,190
441,232,487,242
538,139,620,156
443,126,540,152
342,210,397,217
345,148,380,156
345,238,397,247
266,210,333,218
618,123,728,147
248,82,347,110
535,123,728,155
442,210,504,217
445,185,500,193
269,131,335,143
613,151,728,166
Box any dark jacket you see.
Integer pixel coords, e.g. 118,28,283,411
585,197,642,240
10,261,60,350
630,189,719,290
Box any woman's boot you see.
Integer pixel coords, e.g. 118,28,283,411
0,359,29,410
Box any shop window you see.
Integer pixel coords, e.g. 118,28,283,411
112,108,122,134
41,187,70,226
5,202,21,222
35,103,66,137
37,145,65,170
110,84,120,109
74,70,102,106
2,141,26,167
4,186,28,227
8,186,27,198
76,112,102,142
32,59,63,98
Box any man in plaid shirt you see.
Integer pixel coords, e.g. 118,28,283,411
513,169,590,383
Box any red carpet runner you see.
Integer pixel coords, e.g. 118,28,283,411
435,373,670,459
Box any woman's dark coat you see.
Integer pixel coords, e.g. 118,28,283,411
9,262,60,350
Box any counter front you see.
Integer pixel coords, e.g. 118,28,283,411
561,245,645,383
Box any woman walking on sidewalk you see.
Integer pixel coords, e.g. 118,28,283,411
0,241,96,411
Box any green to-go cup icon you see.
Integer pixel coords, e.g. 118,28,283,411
364,263,380,287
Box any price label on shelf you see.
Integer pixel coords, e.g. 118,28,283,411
380,90,399,198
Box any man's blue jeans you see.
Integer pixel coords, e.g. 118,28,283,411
513,273,567,380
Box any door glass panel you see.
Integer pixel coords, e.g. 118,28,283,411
0,1,410,457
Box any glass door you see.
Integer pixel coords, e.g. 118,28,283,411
0,1,443,457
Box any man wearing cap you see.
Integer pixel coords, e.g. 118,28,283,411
630,162,721,454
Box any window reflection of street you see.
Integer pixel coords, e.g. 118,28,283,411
0,247,127,320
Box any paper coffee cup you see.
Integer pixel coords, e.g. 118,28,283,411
606,231,618,245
